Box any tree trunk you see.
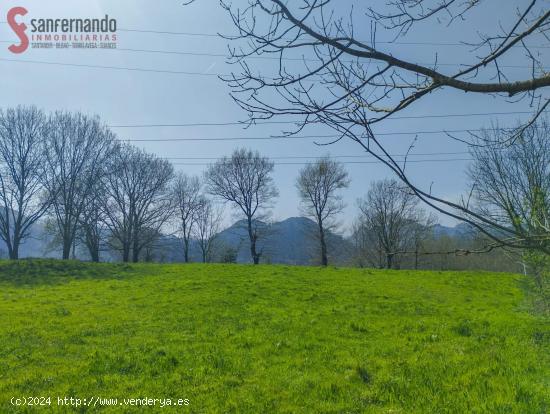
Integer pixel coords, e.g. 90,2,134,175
61,220,73,260
89,240,100,262
86,234,100,263
386,253,394,269
318,223,328,266
132,242,140,263
8,240,19,260
183,238,190,263
71,237,77,260
132,223,140,263
7,235,19,260
11,221,21,260
122,236,130,263
62,240,71,260
250,239,259,264
247,216,260,265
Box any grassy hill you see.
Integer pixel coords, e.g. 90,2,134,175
0,260,548,413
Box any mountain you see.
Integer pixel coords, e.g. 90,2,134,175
213,217,353,265
0,220,56,259
0,215,477,265
165,217,478,265
433,222,475,239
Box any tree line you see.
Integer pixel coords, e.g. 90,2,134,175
0,106,345,264
0,106,547,285
0,106,174,262
0,106,422,265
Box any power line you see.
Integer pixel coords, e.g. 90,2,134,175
0,57,316,80
0,57,541,137
70,26,550,49
105,48,550,70
170,158,473,166
0,55,539,130
164,151,470,160
123,128,497,142
0,20,548,48
0,55,545,88
0,40,545,79
114,120,292,128
0,57,221,76
0,40,540,70
119,28,221,37
109,111,544,128
116,30,550,49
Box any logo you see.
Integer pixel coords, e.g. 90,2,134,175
7,7,28,53
6,6,118,54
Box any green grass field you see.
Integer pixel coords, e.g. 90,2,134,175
0,260,548,413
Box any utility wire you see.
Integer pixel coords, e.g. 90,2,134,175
0,57,541,138
170,158,473,166
164,151,471,160
122,128,523,142
0,55,544,79
0,40,541,69
0,57,330,81
1,20,548,48
109,111,545,128
107,47,550,70
0,57,221,76
0,58,542,140
1,59,540,131
116,31,550,49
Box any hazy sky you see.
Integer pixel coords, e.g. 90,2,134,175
1,0,546,229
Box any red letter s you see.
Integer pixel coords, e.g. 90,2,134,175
8,7,29,54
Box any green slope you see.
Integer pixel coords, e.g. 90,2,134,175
0,260,548,413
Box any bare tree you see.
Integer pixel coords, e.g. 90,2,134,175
469,119,550,290
296,157,350,266
104,144,174,263
77,177,112,262
469,119,550,250
351,219,378,268
406,210,438,269
205,148,278,264
357,179,421,269
78,201,105,262
0,106,50,259
77,140,120,262
194,197,222,263
220,0,550,252
171,173,202,262
41,111,115,260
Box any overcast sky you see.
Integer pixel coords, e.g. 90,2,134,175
1,0,546,229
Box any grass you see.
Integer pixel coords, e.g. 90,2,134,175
0,259,548,413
